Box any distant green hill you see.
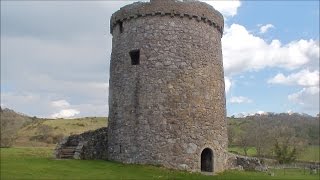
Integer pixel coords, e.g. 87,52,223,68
15,117,107,147
228,113,319,146
227,113,319,163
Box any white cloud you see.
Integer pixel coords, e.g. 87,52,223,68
287,110,294,115
225,77,232,94
229,96,252,104
1,93,39,105
1,91,108,118
51,100,70,108
222,24,319,75
232,110,267,118
1,35,109,98
268,69,319,114
268,69,319,87
288,87,319,111
203,0,241,17
1,92,51,117
259,24,274,34
51,109,80,119
256,110,267,115
72,103,108,118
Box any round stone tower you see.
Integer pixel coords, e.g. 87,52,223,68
108,0,228,173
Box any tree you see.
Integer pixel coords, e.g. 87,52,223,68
274,140,297,164
227,113,318,159
233,120,255,156
227,123,236,146
237,131,251,156
272,126,306,164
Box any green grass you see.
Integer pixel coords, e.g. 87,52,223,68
298,146,320,162
228,146,257,156
228,146,320,163
1,147,319,180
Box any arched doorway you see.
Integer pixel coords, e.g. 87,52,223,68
201,148,213,172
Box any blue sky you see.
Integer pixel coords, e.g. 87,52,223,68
223,0,319,116
1,0,319,118
232,1,319,43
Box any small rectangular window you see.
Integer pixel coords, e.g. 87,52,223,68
130,49,140,65
119,21,123,33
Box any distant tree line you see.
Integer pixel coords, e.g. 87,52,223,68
228,113,319,164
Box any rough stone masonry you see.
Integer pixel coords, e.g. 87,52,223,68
108,0,228,173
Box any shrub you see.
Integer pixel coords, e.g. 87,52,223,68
274,141,297,164
1,135,15,147
75,123,85,127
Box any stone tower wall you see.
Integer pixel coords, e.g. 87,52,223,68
108,0,228,173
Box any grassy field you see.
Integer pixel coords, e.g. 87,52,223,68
1,147,319,180
228,146,257,157
228,146,320,163
298,146,320,162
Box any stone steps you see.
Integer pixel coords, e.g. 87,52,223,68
59,146,77,159
59,154,74,159
61,147,76,152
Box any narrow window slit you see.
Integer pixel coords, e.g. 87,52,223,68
130,49,140,65
119,21,123,33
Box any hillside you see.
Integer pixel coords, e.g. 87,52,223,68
15,117,107,147
0,107,107,147
228,113,319,162
228,113,319,146
0,107,34,147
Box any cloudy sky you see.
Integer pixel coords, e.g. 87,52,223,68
1,0,319,118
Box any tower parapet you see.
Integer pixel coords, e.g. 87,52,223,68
110,0,224,35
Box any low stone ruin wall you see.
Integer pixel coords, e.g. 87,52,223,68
55,128,269,173
54,127,108,160
228,153,268,171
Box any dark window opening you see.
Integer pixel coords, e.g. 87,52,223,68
119,21,123,33
201,148,213,172
130,49,140,65
120,145,122,153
